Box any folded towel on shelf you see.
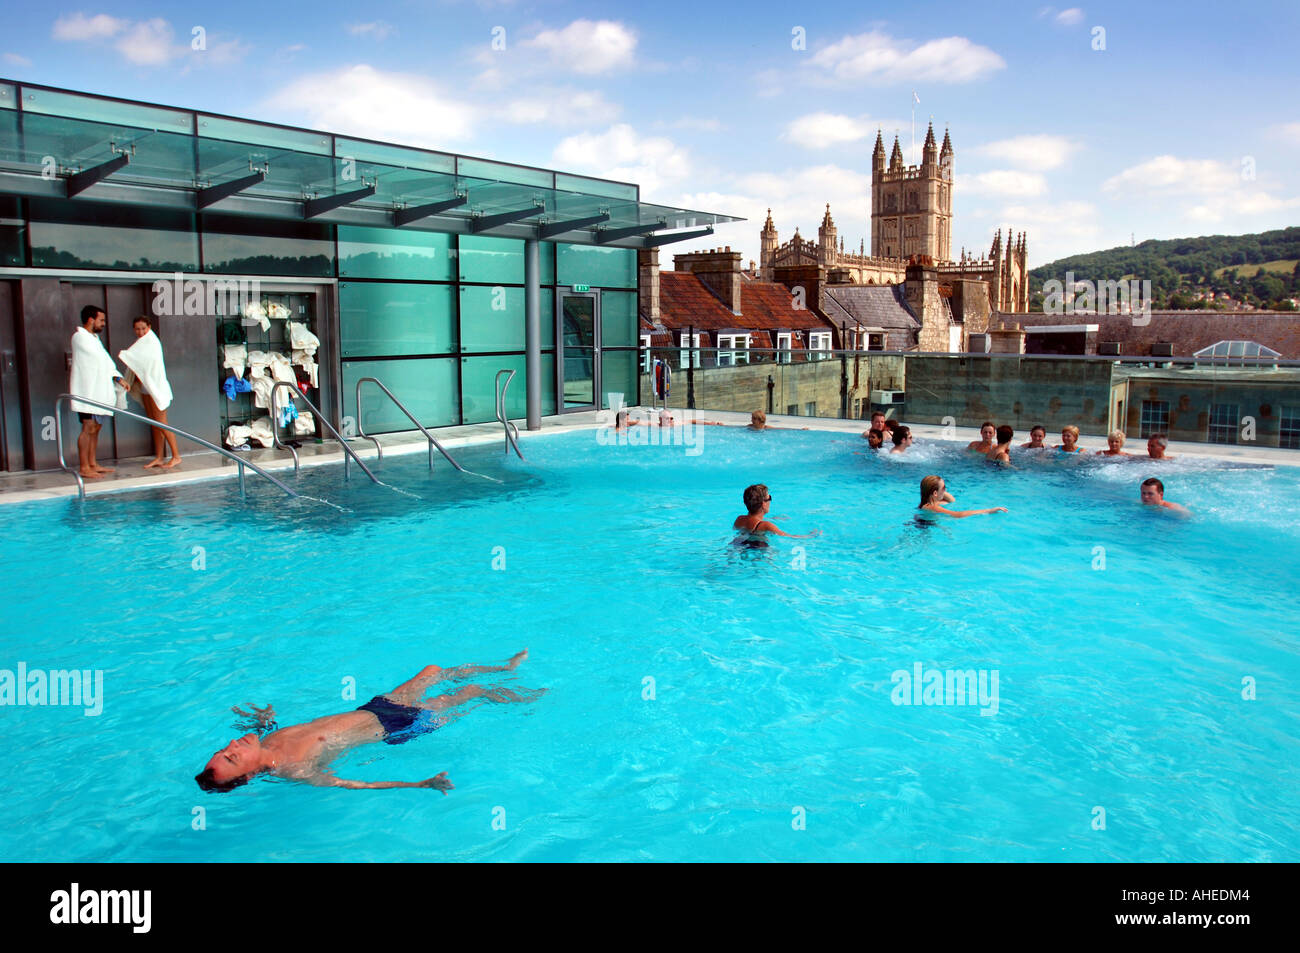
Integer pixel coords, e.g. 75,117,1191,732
247,349,270,379
293,411,315,436
286,321,319,355
250,375,274,409
242,301,270,333
248,415,275,448
267,352,296,384
225,424,254,448
222,344,247,379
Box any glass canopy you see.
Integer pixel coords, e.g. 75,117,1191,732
0,80,741,244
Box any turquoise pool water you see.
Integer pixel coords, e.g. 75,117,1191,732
1,427,1297,861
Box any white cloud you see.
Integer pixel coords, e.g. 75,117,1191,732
665,117,723,133
809,30,1005,84
116,18,176,66
784,112,875,147
1056,8,1085,26
52,13,126,41
523,20,637,75
3,52,32,67
347,22,395,40
972,134,1076,169
501,89,620,126
985,201,1104,267
1186,191,1300,223
552,125,689,200
1270,121,1300,146
1102,155,1239,194
957,170,1049,198
264,65,475,147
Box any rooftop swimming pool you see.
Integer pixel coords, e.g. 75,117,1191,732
1,426,1297,861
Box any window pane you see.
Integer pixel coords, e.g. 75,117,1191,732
600,290,637,347
27,198,196,270
0,195,24,266
600,350,637,409
554,173,637,201
342,358,459,433
459,235,524,285
338,225,452,281
340,281,456,357
460,353,556,423
201,213,333,276
457,157,552,188
557,242,636,289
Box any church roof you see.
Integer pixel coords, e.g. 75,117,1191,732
654,271,831,335
823,285,921,331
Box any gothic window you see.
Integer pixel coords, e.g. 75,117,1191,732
906,191,918,210
885,193,897,212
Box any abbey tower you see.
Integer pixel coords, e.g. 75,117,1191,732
871,123,952,262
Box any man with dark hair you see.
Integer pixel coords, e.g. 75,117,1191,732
862,409,887,441
1140,477,1189,515
967,421,996,453
196,650,538,793
987,425,1014,465
69,305,125,478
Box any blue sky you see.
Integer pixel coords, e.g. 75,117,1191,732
3,0,1298,267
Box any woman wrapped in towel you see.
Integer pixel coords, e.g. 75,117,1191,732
119,316,181,469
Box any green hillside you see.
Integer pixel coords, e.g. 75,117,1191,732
1028,226,1300,310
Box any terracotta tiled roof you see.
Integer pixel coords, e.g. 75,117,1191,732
1008,311,1300,359
652,272,833,349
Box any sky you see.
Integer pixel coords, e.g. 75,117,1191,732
2,0,1298,269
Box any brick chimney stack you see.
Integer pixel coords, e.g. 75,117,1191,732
638,248,660,324
673,246,743,315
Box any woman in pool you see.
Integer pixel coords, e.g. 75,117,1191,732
1021,425,1048,449
1097,430,1132,457
732,483,820,546
865,429,885,451
1057,425,1085,453
918,475,1006,518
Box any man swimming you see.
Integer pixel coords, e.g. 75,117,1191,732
196,650,536,793
967,421,996,454
732,483,820,546
890,425,913,454
1140,477,1189,515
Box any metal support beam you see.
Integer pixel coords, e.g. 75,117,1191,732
471,202,545,233
595,221,665,244
65,153,130,198
538,212,609,239
304,184,375,218
197,170,266,209
643,225,715,248
393,194,468,226
525,238,541,431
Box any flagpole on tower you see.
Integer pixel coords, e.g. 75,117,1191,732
911,90,920,165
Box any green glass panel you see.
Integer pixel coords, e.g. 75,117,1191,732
557,243,636,289
22,87,191,132
0,196,24,266
197,115,329,153
600,291,637,347
27,198,196,270
0,83,15,110
460,284,523,352
457,157,552,188
201,213,333,276
458,235,524,284
461,353,555,423
555,172,636,201
540,241,555,285
334,137,455,174
343,358,459,433
19,112,196,186
340,282,456,357
600,351,638,409
197,136,335,201
338,226,452,281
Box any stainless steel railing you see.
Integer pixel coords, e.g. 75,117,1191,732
54,393,299,501
270,381,380,484
495,369,525,460
354,376,472,474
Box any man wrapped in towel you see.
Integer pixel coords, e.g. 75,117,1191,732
69,304,125,478
119,316,181,469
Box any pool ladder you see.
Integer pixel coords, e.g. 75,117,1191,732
54,393,299,501
495,369,525,460
353,376,473,474
270,381,380,484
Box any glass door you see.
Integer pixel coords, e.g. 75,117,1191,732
557,290,599,411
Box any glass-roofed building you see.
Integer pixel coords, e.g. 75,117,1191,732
0,79,741,472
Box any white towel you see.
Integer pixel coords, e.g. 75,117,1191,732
250,376,274,409
267,352,296,384
286,321,319,355
293,411,315,436
248,416,275,448
293,352,319,388
222,344,247,379
226,424,253,448
247,350,270,380
69,327,121,416
118,329,173,411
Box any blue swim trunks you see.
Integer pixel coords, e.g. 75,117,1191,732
357,695,444,745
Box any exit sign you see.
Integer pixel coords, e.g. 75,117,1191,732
571,284,590,292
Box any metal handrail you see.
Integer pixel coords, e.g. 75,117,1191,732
495,369,525,460
54,394,299,501
354,376,470,474
270,381,380,484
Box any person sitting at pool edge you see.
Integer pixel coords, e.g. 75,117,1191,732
918,475,1006,518
1021,425,1048,449
890,425,913,454
987,425,1014,465
1146,433,1175,460
1098,430,1131,457
196,650,537,793
1057,425,1084,453
1140,477,1189,515
733,483,820,545
967,421,996,454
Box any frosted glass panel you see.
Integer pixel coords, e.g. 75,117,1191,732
340,282,456,357
343,358,459,433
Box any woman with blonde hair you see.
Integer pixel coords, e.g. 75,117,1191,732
918,475,1006,518
1097,430,1131,457
1056,425,1084,453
